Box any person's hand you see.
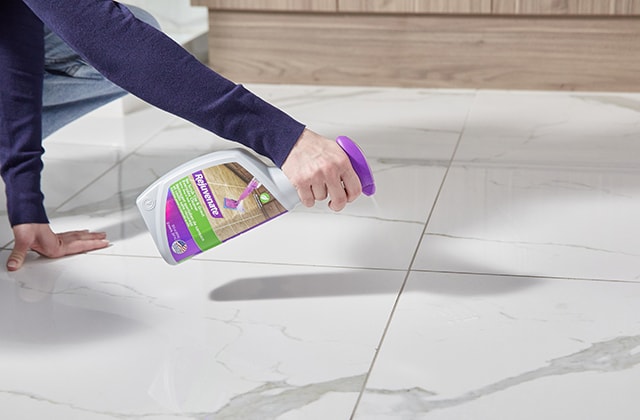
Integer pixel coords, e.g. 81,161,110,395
281,129,362,211
6,223,109,271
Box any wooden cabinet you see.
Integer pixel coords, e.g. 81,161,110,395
192,0,640,14
192,0,640,92
338,0,492,13
339,0,640,14
190,0,337,12
492,0,640,15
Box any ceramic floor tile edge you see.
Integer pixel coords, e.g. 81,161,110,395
410,268,640,286
411,269,640,284
83,251,417,274
349,93,476,419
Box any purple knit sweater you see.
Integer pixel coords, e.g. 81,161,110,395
0,0,305,226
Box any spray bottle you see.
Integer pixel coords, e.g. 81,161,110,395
136,136,376,264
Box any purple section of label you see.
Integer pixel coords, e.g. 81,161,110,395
165,190,203,262
192,170,223,219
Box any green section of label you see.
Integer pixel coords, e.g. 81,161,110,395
170,177,221,250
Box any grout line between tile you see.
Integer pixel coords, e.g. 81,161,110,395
49,114,178,216
349,91,477,419
411,267,640,285
89,251,411,272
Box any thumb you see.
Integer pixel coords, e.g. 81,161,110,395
7,242,30,272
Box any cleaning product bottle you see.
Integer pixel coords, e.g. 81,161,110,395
136,136,376,265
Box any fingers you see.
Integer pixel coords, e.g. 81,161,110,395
23,229,108,260
56,230,109,257
281,130,365,211
6,224,109,271
311,184,328,201
57,230,107,243
7,224,37,271
326,179,348,212
328,170,362,212
303,169,361,212
7,243,30,272
295,165,361,211
297,186,316,208
300,176,345,209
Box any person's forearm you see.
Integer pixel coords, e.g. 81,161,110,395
24,0,305,166
0,0,48,226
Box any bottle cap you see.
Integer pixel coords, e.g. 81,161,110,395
336,136,376,196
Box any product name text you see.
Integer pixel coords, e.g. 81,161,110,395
193,171,223,218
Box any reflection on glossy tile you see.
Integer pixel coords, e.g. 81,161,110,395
454,91,640,168
416,90,640,281
2,85,640,419
415,165,640,280
259,86,474,162
0,252,403,419
46,101,176,149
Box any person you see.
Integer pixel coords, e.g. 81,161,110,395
0,0,362,272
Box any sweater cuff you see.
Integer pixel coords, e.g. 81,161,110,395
5,175,48,227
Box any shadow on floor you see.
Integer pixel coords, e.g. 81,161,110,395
209,270,541,302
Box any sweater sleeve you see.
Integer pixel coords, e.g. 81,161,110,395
23,0,305,166
0,0,48,226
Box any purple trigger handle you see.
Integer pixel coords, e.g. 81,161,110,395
336,136,376,196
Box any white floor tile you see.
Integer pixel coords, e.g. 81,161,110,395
253,85,474,162
3,84,640,419
354,271,640,420
415,90,640,281
0,252,403,419
46,102,176,150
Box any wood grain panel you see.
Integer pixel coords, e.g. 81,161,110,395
338,0,491,13
492,0,640,15
192,0,640,15
190,0,337,12
338,0,414,13
206,11,640,92
491,0,516,13
413,0,491,13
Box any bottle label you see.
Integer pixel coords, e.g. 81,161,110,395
164,162,287,262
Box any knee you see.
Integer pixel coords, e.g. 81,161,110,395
124,5,161,31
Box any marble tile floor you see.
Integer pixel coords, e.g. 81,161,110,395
1,85,639,419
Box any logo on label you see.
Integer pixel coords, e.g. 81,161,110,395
259,192,271,204
171,240,188,254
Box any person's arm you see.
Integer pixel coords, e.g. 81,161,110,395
23,0,361,209
23,0,305,166
3,0,361,270
0,0,109,271
0,0,47,226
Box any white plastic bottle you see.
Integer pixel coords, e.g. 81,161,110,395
136,136,375,264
